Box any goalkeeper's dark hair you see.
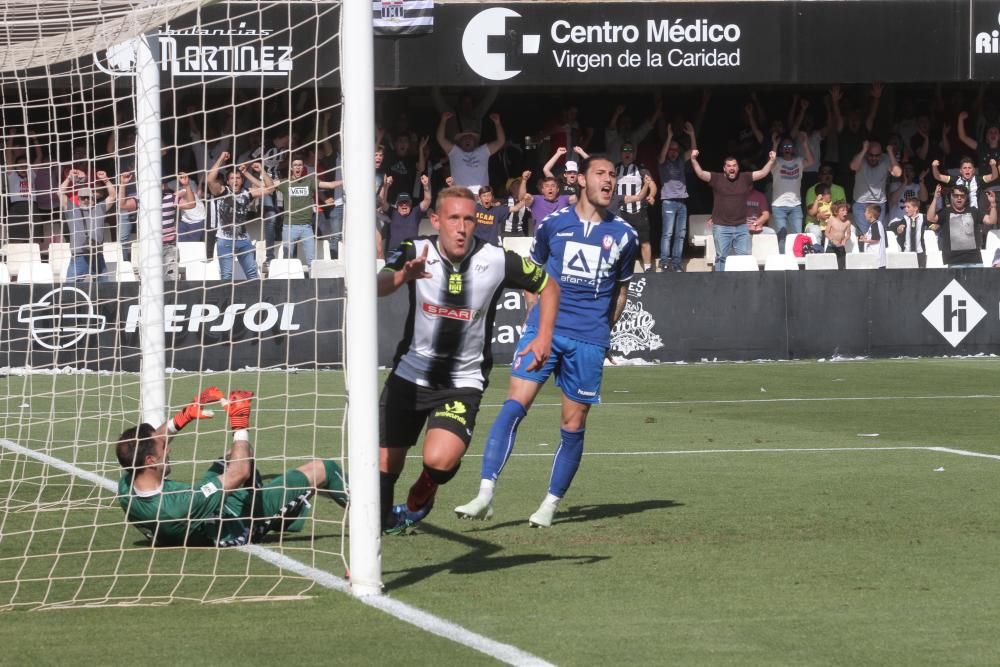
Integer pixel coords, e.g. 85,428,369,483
116,423,158,470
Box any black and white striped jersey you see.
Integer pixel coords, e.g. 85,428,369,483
383,235,549,391
615,162,647,214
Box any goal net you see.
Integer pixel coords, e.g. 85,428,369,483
0,0,377,610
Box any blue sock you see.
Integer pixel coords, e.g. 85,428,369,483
548,428,585,497
480,399,527,482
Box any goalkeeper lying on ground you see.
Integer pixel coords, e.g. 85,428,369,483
115,387,347,547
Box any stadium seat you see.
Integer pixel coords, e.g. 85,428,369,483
923,229,940,253
502,236,533,257
114,261,137,282
925,250,945,268
985,229,1000,256
763,254,800,271
47,242,72,281
687,214,711,247
887,252,919,269
177,241,207,265
0,262,9,284
846,253,878,270
310,259,346,279
1,242,41,278
102,242,124,263
804,253,838,270
267,258,305,279
16,261,55,283
184,260,221,281
318,240,332,260
751,233,779,265
722,255,759,272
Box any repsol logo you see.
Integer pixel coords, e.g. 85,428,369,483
124,302,301,334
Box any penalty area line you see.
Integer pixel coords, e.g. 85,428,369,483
0,438,554,667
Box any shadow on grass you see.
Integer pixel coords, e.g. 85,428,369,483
382,499,681,591
465,498,683,531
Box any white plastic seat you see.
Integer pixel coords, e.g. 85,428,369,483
763,254,800,271
267,258,305,279
0,262,10,284
309,259,346,279
318,240,332,260
1,242,41,278
114,260,137,282
751,233,780,265
177,241,207,264
502,236,533,257
722,255,759,272
805,253,839,270
985,229,1000,257
886,252,919,269
16,261,55,283
846,253,878,270
47,242,72,281
687,214,712,247
925,251,945,268
923,229,939,254
102,242,124,263
184,260,221,281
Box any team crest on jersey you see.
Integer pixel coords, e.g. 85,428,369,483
602,234,614,250
448,272,463,294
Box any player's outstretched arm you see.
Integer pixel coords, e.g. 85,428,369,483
218,391,255,490
166,386,224,435
518,277,560,371
378,242,430,296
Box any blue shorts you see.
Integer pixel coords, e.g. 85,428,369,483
511,328,606,405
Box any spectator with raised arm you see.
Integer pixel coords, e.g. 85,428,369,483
517,169,574,236
605,99,661,160
436,111,505,195
850,139,902,237
59,168,116,282
207,152,273,280
384,174,432,252
926,184,997,267
542,147,580,197
657,120,695,272
274,154,342,269
176,172,207,243
691,149,776,271
957,109,1000,185
930,157,998,211
475,184,526,245
770,130,815,252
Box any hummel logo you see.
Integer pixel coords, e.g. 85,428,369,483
922,279,985,347
556,232,574,237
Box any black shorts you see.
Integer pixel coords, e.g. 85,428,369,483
379,373,482,449
620,209,650,245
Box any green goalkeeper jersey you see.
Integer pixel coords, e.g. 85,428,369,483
117,472,250,547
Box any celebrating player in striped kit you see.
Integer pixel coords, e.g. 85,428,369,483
456,154,639,527
377,186,560,535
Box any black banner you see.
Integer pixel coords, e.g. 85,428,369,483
0,281,343,372
375,1,968,87
2,271,999,373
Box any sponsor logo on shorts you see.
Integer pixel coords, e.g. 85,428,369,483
423,302,480,321
576,388,597,397
435,400,468,425
556,232,574,237
200,482,220,497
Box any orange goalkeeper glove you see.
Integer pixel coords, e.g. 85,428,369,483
225,390,254,430
169,386,225,432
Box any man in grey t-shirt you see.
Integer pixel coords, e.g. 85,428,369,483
436,112,506,195
58,168,117,282
850,140,901,236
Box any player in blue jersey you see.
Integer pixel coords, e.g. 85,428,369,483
455,155,638,527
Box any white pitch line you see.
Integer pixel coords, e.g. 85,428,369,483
484,394,1000,409
0,438,553,667
456,445,936,459
927,446,1000,462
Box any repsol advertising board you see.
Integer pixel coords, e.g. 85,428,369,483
374,1,966,86
0,281,343,372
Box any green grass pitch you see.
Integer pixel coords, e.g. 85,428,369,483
2,358,1000,665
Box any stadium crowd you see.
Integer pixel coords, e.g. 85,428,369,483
3,82,1000,280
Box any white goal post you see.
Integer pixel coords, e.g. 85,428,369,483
0,0,381,609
